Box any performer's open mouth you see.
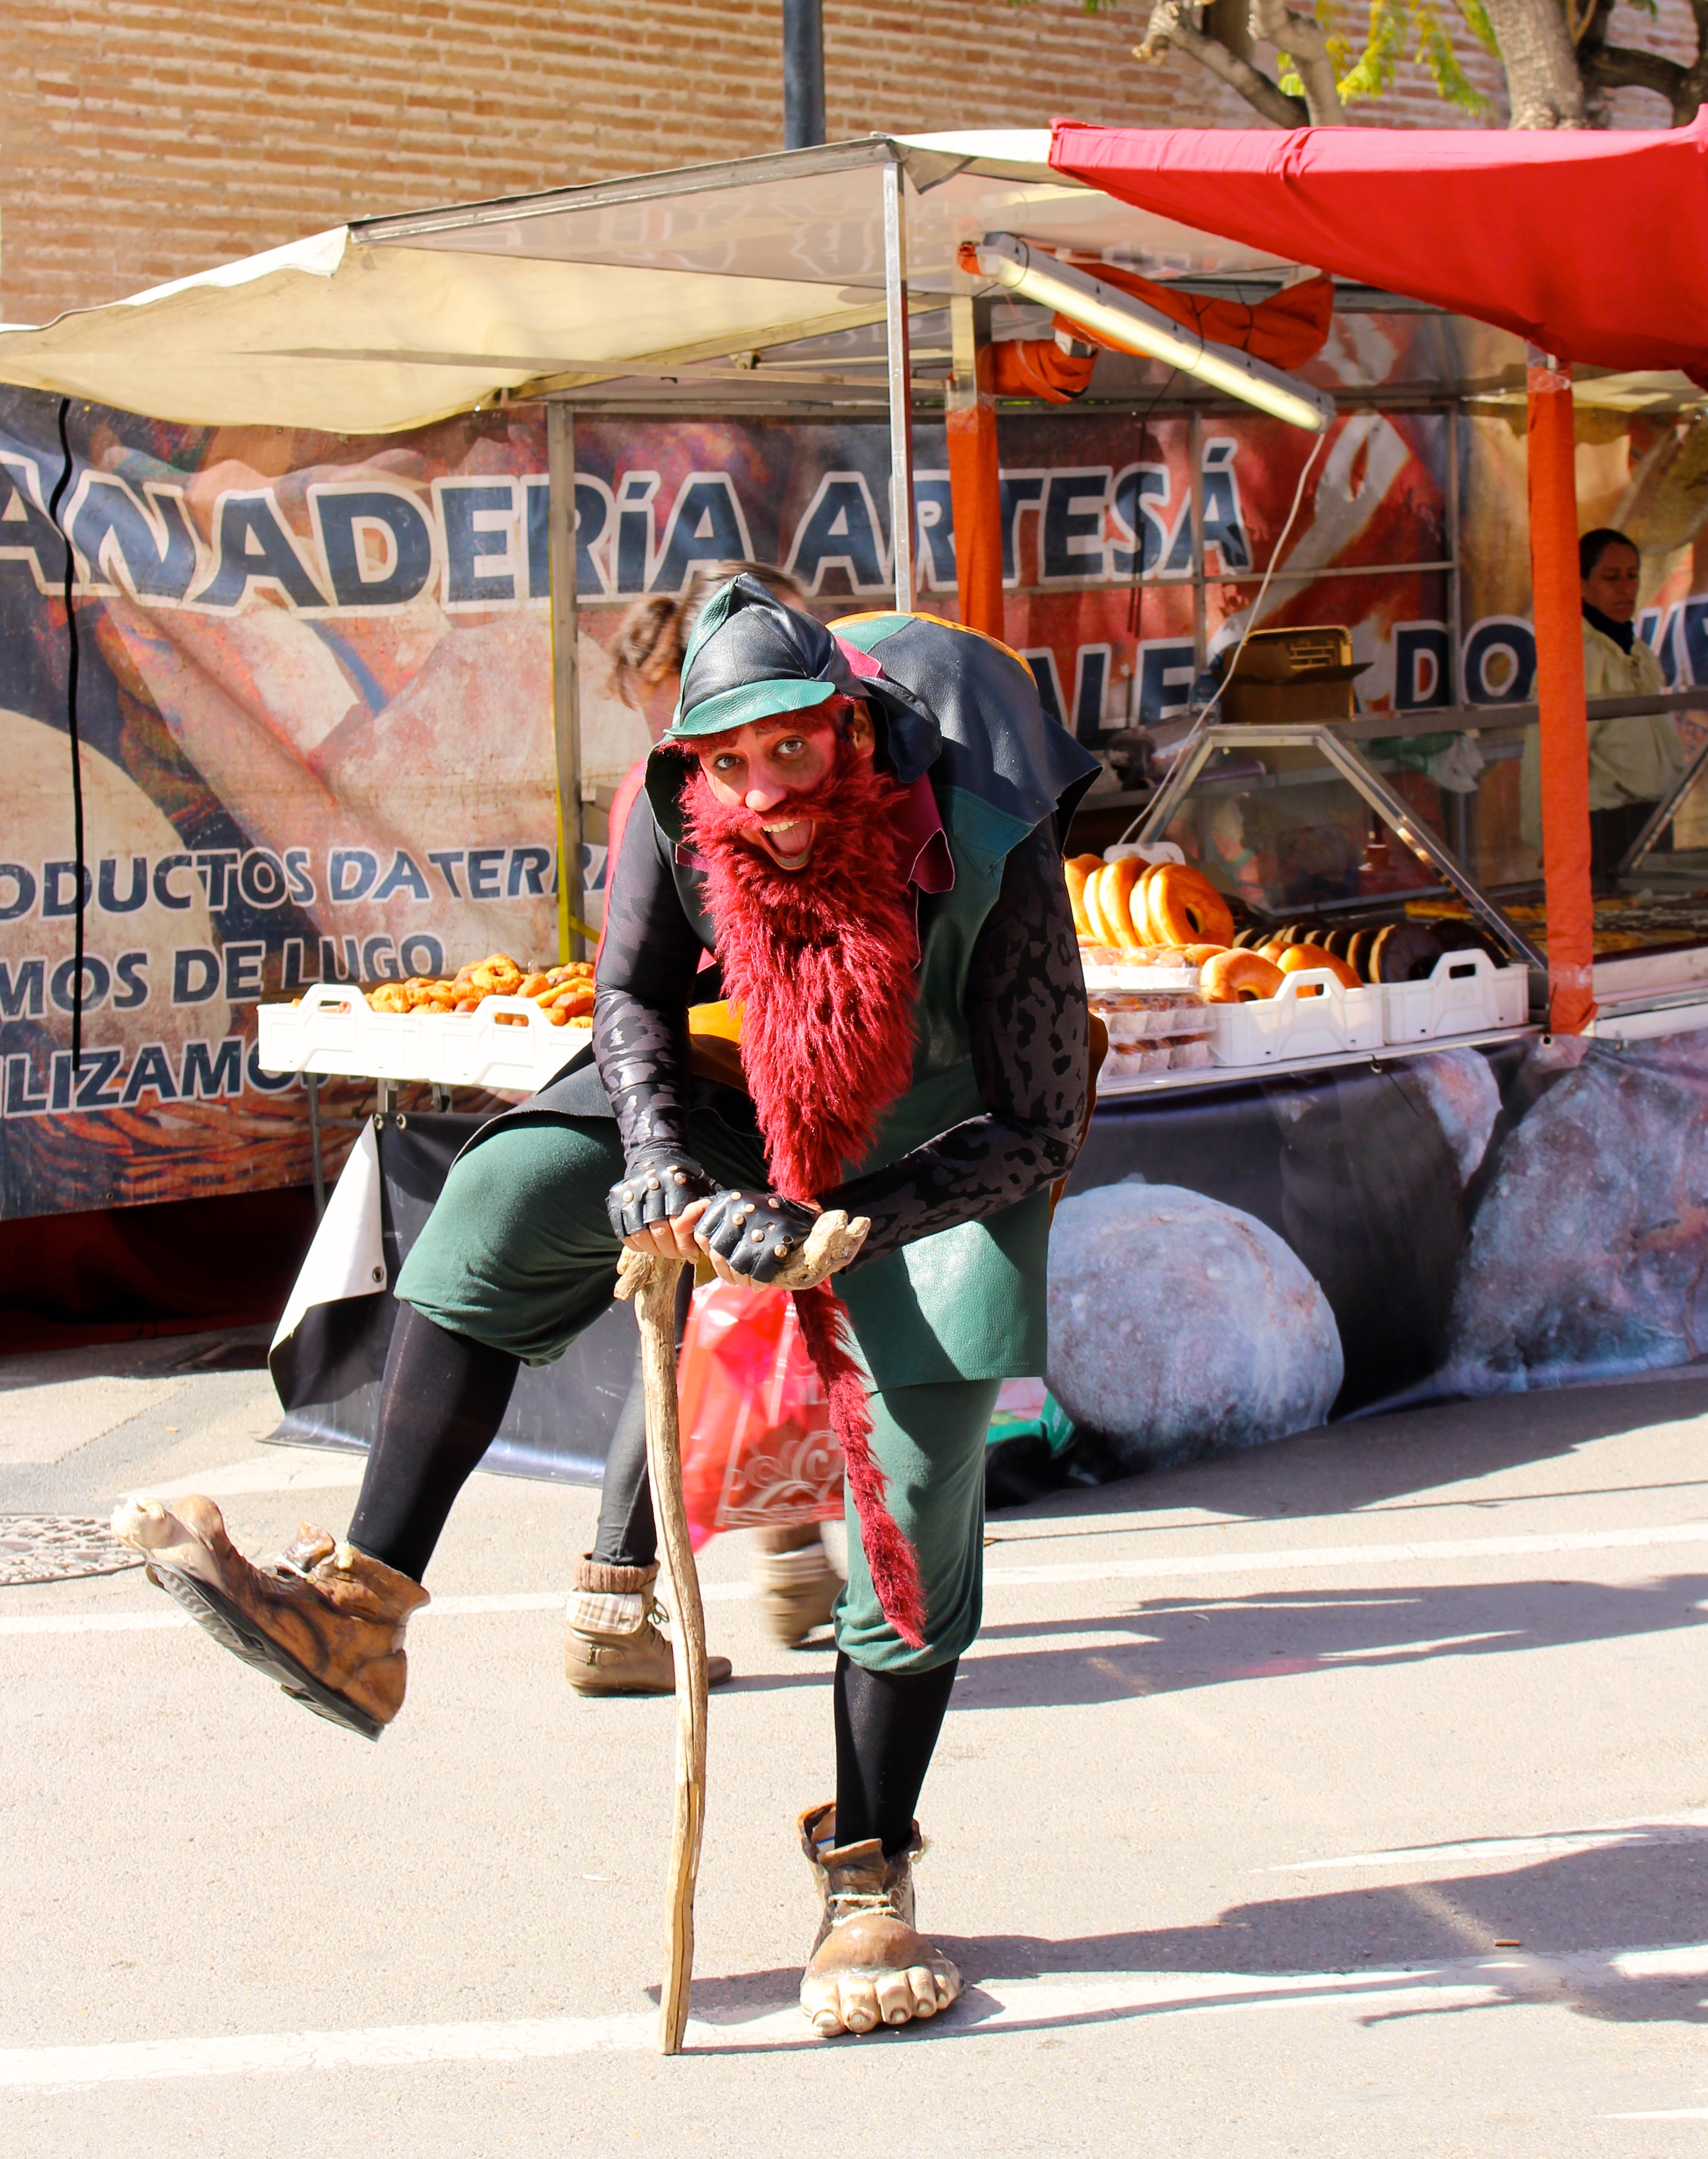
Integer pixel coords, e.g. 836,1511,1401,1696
754,815,815,870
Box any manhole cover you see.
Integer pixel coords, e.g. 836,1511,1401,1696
0,1515,144,1586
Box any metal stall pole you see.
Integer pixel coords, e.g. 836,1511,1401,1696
306,1073,326,1219
1446,403,1464,708
1445,400,1476,868
1189,409,1207,673
882,160,916,615
782,0,826,148
548,402,585,962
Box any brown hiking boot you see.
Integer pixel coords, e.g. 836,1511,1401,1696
109,1495,428,1741
564,1556,733,1697
753,1525,843,1647
796,1801,963,2036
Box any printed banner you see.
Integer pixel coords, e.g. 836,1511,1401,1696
0,386,1692,1220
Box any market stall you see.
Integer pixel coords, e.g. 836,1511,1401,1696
3,122,1707,1476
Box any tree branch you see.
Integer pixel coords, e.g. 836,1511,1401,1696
1248,0,1345,123
1133,1,1308,128
1584,39,1706,120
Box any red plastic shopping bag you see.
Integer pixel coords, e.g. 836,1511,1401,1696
676,1280,845,1549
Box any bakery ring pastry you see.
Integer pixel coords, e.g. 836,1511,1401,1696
1081,864,1122,947
1370,921,1444,984
1345,929,1379,983
1098,857,1152,951
1144,863,1235,948
469,953,524,995
1064,855,1103,942
1277,942,1361,991
1200,948,1285,1003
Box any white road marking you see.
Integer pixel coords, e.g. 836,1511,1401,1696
7,1945,1705,2091
0,1958,1613,2092
6,1519,1708,1640
1609,2108,1708,2120
979,1520,1708,1588
1271,1815,1708,1872
1315,1629,1520,1660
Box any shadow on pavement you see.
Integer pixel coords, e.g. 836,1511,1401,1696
681,1830,1708,2041
949,1827,1708,2027
955,1573,1708,1709
999,1368,1708,1532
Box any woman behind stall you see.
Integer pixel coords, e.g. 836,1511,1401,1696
566,562,847,1697
1521,527,1686,885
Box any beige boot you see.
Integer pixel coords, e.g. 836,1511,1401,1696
564,1556,734,1697
754,1525,843,1647
796,1801,963,2036
110,1495,428,1740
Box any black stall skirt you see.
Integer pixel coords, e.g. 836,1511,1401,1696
267,1111,637,1484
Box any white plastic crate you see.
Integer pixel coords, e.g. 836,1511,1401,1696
1378,949,1530,1043
256,984,423,1081
1081,962,1200,995
428,996,589,1091
1203,970,1383,1067
256,984,589,1092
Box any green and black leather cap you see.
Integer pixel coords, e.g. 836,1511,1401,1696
662,572,859,740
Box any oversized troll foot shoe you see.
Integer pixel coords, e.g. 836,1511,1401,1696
564,1557,733,1697
753,1528,843,1647
109,1496,428,1740
796,1802,963,2037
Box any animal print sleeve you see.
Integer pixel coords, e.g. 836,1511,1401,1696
593,796,707,1164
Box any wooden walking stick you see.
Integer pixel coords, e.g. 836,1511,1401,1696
614,1207,870,2056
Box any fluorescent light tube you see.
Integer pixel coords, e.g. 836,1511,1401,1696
973,234,1335,434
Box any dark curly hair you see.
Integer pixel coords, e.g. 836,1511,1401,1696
607,561,807,717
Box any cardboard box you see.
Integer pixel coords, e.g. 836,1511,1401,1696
1220,624,1367,725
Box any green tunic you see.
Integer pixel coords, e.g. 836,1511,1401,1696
395,607,1097,1668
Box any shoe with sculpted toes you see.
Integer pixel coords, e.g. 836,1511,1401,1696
109,1495,428,1740
796,1801,963,2037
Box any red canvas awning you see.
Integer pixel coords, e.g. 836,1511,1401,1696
1049,112,1708,375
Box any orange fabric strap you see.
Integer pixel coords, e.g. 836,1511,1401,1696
989,337,1097,404
1056,257,1334,371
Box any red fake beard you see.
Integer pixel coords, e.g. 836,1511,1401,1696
681,740,919,1201
682,734,930,1649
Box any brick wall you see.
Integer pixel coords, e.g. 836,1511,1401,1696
0,0,1694,326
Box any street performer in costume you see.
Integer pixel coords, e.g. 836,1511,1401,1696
114,575,1097,2039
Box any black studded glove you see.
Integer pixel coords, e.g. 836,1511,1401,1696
694,1187,821,1284
606,1149,718,1240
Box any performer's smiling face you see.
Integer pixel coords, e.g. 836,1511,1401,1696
692,695,875,871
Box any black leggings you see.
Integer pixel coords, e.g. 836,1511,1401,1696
588,1265,694,1570
834,1653,958,1858
349,1279,690,1582
351,1302,956,1858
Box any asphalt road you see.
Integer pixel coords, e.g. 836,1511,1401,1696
5,1330,1708,2156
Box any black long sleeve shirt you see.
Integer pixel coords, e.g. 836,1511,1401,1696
592,791,1089,1269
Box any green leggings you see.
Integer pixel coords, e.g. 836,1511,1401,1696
396,1116,998,1673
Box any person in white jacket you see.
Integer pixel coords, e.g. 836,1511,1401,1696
1521,527,1685,882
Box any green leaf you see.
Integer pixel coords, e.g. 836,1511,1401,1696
1453,0,1500,54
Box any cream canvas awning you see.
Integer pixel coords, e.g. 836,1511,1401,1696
0,135,1302,434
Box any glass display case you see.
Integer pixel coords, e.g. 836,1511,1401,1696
1132,694,1708,1021
1136,718,1545,979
